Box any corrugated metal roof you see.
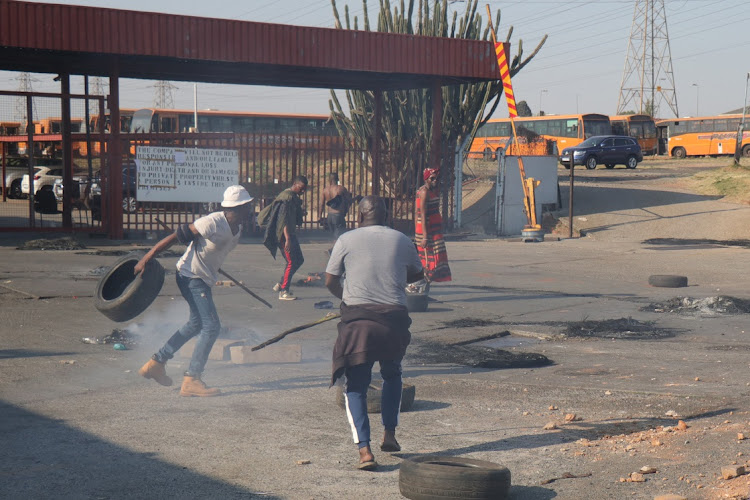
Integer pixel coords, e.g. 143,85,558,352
0,1,499,90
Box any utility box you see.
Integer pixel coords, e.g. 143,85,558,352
496,155,559,236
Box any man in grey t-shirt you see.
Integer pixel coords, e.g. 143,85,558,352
325,196,423,471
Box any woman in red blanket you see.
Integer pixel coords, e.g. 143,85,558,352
414,167,452,284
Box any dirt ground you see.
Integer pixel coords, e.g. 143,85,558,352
3,158,750,499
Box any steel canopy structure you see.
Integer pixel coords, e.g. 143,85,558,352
0,1,500,238
0,1,498,90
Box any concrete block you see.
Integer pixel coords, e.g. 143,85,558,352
179,338,245,361
230,344,302,364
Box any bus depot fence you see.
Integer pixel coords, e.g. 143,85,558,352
0,94,455,238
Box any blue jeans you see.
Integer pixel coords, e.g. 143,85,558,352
327,212,347,240
343,359,403,448
154,273,221,376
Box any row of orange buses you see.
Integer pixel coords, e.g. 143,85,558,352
469,113,657,159
469,113,750,160
128,108,335,135
4,109,749,161
0,108,335,157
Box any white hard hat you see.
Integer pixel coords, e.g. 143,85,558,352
221,185,253,207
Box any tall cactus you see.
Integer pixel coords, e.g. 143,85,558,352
329,0,546,192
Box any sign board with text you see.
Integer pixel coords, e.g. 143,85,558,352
135,146,239,203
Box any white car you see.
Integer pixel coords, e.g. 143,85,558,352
21,166,64,196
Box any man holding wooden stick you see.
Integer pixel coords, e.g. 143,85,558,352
137,185,253,397
325,195,423,470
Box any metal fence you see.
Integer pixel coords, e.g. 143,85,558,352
0,92,455,237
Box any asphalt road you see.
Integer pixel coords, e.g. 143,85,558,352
3,159,750,499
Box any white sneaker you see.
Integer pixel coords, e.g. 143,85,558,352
279,291,297,301
272,283,281,292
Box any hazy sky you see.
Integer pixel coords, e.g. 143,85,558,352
3,0,749,119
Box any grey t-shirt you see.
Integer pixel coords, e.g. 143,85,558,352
326,225,423,307
176,212,242,286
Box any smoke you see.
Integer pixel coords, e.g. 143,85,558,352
127,300,189,358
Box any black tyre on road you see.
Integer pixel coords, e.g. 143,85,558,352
626,155,638,169
399,455,511,500
605,164,615,169
95,251,165,322
743,144,750,158
585,156,598,170
672,147,686,159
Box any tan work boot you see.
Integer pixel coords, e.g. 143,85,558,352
138,358,173,386
180,376,221,397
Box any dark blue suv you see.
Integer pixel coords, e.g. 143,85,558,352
559,135,643,170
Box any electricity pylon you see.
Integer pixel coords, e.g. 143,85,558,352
617,0,679,118
13,72,37,121
153,80,177,109
90,77,105,96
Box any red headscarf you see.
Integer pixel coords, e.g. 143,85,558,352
423,168,439,181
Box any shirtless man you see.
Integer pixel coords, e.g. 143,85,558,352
318,172,351,246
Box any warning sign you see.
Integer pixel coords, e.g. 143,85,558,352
135,146,239,203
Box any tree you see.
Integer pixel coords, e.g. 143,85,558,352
516,100,533,118
328,0,546,195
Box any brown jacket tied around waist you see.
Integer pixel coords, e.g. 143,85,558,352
331,302,412,386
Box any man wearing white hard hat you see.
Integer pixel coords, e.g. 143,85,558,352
136,185,253,397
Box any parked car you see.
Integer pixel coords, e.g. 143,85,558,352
21,166,64,196
559,135,643,170
89,162,138,215
53,173,93,203
3,157,63,199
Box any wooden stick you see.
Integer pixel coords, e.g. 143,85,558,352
217,268,273,309
0,283,40,300
251,313,340,351
154,218,272,309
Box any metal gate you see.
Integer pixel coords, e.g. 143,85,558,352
114,132,438,237
0,90,106,233
1,95,454,237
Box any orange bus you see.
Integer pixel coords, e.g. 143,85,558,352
656,115,750,158
469,113,611,159
78,108,136,156
129,108,336,135
0,121,22,155
610,114,657,155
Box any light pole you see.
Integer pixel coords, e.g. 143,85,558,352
734,72,750,164
539,89,548,116
691,83,699,116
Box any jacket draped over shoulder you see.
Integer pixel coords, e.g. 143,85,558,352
331,302,411,386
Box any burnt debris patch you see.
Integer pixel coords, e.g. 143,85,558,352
409,341,551,369
81,328,140,346
440,317,503,329
642,296,750,315
17,237,86,251
564,317,676,340
643,237,750,248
